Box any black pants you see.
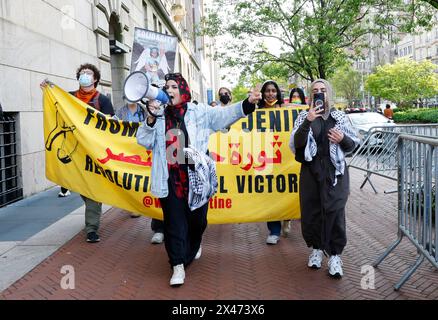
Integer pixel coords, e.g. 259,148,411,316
300,165,349,256
151,219,164,233
160,184,208,267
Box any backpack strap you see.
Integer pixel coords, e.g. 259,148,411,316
90,91,101,111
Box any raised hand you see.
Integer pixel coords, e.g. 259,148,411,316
248,83,262,105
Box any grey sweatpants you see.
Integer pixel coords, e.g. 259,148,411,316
80,195,102,234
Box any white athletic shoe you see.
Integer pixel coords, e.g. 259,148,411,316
170,264,185,286
281,220,291,237
195,246,202,260
150,232,164,244
266,235,280,245
308,249,323,269
328,255,343,278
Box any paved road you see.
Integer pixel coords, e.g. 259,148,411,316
1,169,437,300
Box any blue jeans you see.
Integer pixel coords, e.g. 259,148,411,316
267,221,281,236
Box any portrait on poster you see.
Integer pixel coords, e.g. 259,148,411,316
131,27,178,87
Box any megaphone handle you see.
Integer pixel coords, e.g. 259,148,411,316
146,99,164,118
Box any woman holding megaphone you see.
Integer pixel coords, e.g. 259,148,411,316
289,79,359,279
137,73,261,287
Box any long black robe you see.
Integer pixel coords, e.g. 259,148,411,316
294,115,355,255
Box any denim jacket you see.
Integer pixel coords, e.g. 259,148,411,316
115,103,145,122
136,101,246,198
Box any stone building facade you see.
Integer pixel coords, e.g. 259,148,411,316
0,0,218,202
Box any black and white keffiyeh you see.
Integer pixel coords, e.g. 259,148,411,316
184,146,218,211
289,109,360,185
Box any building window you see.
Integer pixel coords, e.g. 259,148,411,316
408,46,412,54
153,14,157,32
0,112,22,207
158,22,163,33
404,47,407,56
143,2,148,29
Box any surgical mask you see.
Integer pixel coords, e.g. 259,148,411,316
264,99,278,107
219,94,231,105
79,74,94,87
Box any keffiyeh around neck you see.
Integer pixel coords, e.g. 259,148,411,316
290,109,360,185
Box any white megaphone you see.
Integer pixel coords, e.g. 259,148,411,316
123,71,169,110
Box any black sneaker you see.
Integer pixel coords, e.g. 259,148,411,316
58,190,71,197
86,232,100,243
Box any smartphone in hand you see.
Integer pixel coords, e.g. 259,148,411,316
313,92,325,112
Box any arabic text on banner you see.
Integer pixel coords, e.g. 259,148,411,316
44,85,306,224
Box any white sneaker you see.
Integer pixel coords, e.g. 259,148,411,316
266,235,280,245
281,220,291,237
170,264,185,286
308,249,323,269
58,190,71,197
328,255,343,278
151,232,164,244
195,246,202,260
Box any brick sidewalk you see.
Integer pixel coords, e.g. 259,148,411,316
1,169,437,300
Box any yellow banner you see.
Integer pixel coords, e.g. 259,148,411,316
44,85,305,224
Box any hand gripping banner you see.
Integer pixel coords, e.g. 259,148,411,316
43,85,305,224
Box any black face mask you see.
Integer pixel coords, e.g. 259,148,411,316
219,94,231,105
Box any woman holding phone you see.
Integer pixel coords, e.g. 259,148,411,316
289,79,359,278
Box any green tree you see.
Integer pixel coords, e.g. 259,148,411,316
247,61,290,88
231,79,250,102
330,64,362,107
201,0,435,81
365,58,438,108
421,0,438,10
230,61,291,102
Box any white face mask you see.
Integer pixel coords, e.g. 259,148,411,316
79,74,93,87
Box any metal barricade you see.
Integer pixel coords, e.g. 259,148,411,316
373,134,437,291
369,124,438,137
348,124,438,193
